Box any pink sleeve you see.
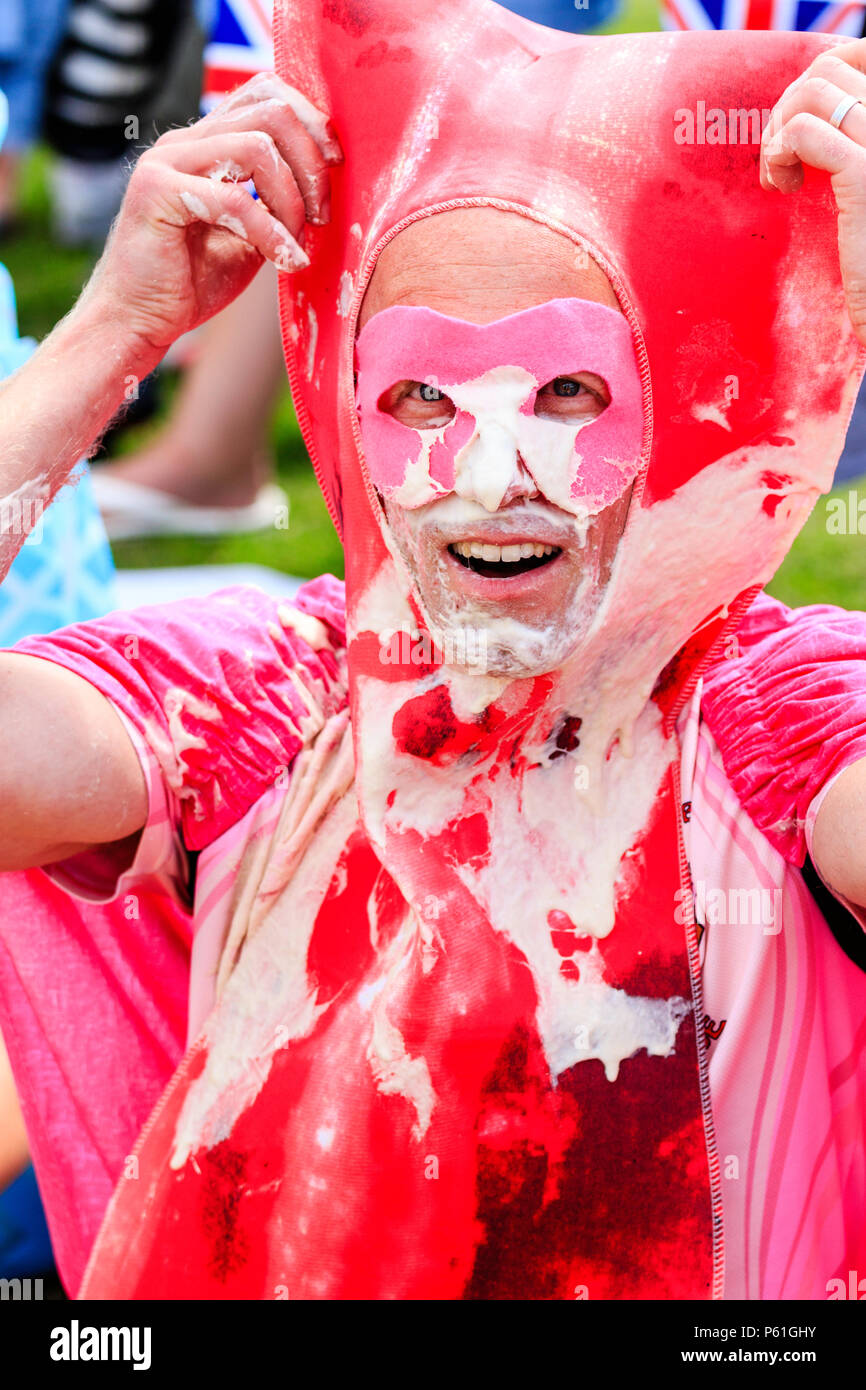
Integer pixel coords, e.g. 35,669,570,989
701,590,866,865
6,578,348,877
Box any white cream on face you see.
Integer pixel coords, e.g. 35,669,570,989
449,365,538,510
383,492,605,676
392,425,451,508
375,356,627,675
448,365,600,514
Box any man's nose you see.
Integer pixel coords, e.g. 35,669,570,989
453,418,539,512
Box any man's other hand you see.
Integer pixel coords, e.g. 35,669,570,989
86,72,342,360
761,39,866,346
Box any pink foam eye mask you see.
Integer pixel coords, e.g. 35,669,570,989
354,297,645,515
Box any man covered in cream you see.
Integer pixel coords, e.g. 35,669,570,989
0,0,865,1301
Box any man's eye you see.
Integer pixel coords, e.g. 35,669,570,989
552,378,582,398
534,372,610,422
378,380,456,428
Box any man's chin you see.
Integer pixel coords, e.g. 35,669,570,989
421,611,585,680
478,645,577,679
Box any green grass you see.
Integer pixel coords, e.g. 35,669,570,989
767,486,866,610
600,0,661,31
8,149,94,340
2,114,862,610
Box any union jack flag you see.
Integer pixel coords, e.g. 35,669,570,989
203,0,274,111
661,0,865,34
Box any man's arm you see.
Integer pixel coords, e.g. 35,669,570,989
811,761,866,909
0,72,340,872
0,654,148,872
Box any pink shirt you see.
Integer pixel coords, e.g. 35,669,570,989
1,579,864,1298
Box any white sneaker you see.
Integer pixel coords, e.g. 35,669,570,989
90,473,290,540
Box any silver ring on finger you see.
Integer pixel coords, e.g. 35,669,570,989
829,94,863,131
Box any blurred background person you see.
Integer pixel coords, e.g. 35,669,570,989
43,0,208,247
92,263,289,537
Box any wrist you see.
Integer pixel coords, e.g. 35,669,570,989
69,282,166,385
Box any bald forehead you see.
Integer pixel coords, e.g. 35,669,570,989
359,206,621,329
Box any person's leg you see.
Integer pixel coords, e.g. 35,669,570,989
101,262,286,508
0,149,20,227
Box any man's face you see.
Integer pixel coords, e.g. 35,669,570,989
356,209,642,677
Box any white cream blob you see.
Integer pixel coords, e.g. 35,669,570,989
392,424,451,507
207,159,246,183
179,190,211,223
449,365,538,511
277,604,332,652
170,720,357,1168
337,270,354,318
305,303,318,381
448,365,600,515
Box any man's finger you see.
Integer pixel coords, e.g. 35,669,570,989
157,99,333,225
760,59,866,189
160,72,342,166
220,72,343,165
810,35,866,81
763,108,866,189
163,169,310,271
147,132,307,243
761,43,866,174
197,103,331,225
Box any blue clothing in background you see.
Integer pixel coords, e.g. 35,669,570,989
499,0,622,31
0,0,71,150
0,262,116,646
0,1168,54,1279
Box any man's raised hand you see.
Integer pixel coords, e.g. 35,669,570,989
761,39,866,345
86,72,342,363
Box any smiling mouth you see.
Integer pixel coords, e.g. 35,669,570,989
447,540,562,578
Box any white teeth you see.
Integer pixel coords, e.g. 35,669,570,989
450,540,558,562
